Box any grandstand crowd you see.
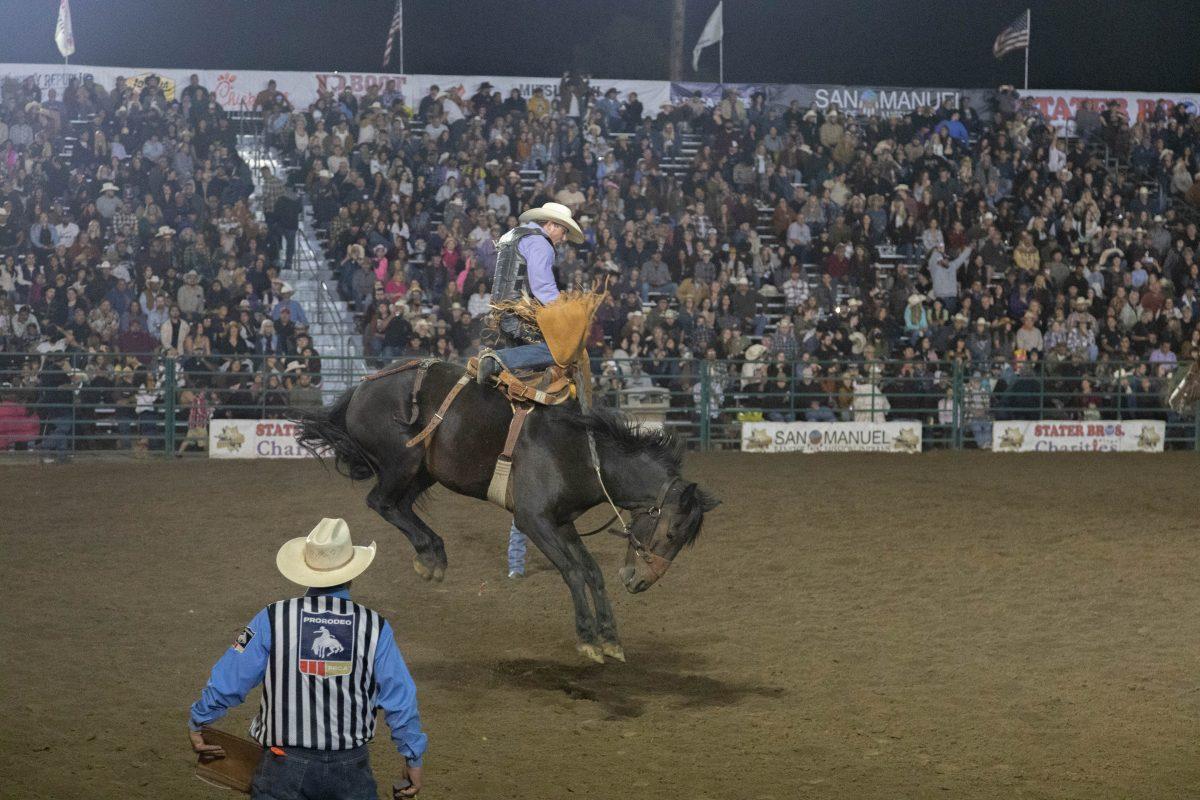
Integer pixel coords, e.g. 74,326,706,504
1,69,1199,454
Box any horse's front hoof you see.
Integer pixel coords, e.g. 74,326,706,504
601,642,626,662
432,566,445,582
412,556,433,581
577,643,605,664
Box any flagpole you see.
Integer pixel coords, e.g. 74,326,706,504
1023,8,1030,91
718,2,724,84
399,0,404,74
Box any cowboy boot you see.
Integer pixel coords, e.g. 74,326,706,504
476,350,503,386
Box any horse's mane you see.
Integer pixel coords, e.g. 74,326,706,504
566,404,683,473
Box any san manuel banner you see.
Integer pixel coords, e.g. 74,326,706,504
741,421,922,454
992,420,1165,453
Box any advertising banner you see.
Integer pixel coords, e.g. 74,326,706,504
1023,89,1200,131
670,81,976,118
0,63,670,116
208,419,317,459
992,420,1165,453
741,420,923,453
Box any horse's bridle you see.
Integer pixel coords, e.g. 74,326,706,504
581,429,681,581
582,475,682,582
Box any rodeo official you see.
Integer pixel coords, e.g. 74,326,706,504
188,519,428,798
475,200,585,385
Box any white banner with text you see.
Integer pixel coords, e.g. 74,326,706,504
992,420,1166,453
208,419,316,459
0,63,670,116
741,420,923,454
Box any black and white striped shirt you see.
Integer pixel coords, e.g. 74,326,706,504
250,594,383,750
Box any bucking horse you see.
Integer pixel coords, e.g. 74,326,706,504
296,358,719,663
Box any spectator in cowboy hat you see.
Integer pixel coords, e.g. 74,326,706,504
270,281,307,325
188,518,428,798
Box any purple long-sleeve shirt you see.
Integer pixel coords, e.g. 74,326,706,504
516,222,560,304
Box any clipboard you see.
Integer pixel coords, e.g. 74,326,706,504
194,727,263,794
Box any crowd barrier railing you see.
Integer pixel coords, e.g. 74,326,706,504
0,352,1194,458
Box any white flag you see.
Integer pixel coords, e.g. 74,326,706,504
55,0,75,59
691,1,723,72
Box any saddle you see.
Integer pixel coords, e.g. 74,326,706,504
361,358,584,511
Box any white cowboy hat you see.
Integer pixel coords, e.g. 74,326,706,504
518,202,584,244
276,518,376,588
908,293,925,306
101,182,120,193
744,344,767,361
156,225,176,237
279,281,294,294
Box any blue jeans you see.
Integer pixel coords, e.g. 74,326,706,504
42,415,72,453
251,745,377,800
970,421,992,449
507,522,527,574
494,342,555,372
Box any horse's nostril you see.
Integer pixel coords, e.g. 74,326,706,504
618,565,635,585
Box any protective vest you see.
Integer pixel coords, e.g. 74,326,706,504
249,595,384,750
491,224,552,303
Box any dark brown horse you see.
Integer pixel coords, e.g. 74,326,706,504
296,361,719,663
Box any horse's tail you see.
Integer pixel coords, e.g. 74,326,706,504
293,387,377,480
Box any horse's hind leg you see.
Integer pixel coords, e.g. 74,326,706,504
366,467,448,582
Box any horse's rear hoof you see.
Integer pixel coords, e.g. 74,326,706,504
601,642,626,662
412,557,433,581
577,643,605,664
432,566,445,582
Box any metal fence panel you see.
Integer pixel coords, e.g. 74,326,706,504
0,351,1194,458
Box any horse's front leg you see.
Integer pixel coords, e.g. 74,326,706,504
562,531,623,662
517,513,603,663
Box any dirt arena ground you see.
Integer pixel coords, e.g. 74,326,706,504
2,452,1199,799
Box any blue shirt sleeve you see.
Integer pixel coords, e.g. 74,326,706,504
374,620,428,766
188,607,272,731
518,232,560,305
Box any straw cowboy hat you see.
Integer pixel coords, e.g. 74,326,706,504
908,293,926,306
100,182,120,194
156,225,176,238
276,518,377,588
518,202,584,244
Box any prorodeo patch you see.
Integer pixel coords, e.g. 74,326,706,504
298,610,355,678
233,626,255,653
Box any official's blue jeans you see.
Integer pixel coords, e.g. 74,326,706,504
251,745,378,800
507,522,527,575
494,342,555,372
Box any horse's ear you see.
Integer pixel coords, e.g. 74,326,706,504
696,486,721,513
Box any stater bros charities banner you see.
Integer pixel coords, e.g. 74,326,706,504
1023,89,1200,132
741,421,922,454
0,63,670,116
208,419,318,459
992,420,1166,453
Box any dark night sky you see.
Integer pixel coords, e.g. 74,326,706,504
1,0,1196,91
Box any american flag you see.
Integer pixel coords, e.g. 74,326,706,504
993,11,1030,58
382,0,403,69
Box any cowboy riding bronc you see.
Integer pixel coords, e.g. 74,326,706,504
475,202,585,385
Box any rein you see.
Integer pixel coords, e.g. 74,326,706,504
579,431,681,580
